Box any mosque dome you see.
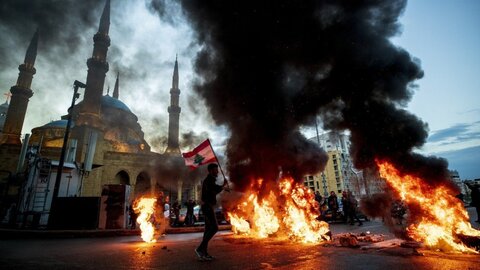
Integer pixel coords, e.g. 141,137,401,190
101,95,132,113
30,94,149,153
30,119,73,148
42,119,73,128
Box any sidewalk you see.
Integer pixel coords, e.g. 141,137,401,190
0,224,232,239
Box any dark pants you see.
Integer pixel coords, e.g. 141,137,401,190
185,212,194,226
197,204,218,253
476,206,480,222
348,208,362,225
343,208,349,223
330,208,338,221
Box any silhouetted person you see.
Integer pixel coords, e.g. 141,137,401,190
157,193,169,235
172,200,181,226
466,182,480,223
341,191,350,223
347,191,363,226
195,163,229,261
327,191,339,222
185,199,196,226
391,199,406,225
315,191,322,204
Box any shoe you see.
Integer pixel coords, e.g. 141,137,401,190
195,249,206,261
204,253,215,260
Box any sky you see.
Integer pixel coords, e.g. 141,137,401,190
0,0,478,179
392,0,480,179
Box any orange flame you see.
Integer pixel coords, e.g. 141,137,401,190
377,160,480,253
133,197,157,243
227,177,330,243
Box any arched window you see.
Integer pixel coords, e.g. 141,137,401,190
135,171,151,197
115,170,130,185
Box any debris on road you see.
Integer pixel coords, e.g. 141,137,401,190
336,232,386,248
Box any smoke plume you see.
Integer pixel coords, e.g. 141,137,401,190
147,0,453,191
150,155,204,191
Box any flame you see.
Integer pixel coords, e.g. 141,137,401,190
229,212,251,235
377,160,480,253
133,197,157,243
227,177,330,243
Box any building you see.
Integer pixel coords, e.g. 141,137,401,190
362,167,386,195
464,178,480,204
0,0,193,229
0,99,9,132
449,170,466,196
0,28,39,220
304,131,383,198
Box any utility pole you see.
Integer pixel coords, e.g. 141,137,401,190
51,80,86,202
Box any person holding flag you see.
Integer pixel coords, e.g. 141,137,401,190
182,139,230,261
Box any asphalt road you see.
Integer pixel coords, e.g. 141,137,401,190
1,208,479,270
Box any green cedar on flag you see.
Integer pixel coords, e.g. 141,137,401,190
182,139,217,169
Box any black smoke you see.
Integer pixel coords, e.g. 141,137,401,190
148,0,453,191
180,131,211,149
0,0,102,67
150,154,204,191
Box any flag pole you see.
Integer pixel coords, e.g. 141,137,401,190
207,139,230,190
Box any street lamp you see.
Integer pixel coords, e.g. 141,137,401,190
51,80,86,202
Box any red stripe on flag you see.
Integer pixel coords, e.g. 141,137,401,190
182,139,218,169
181,139,211,158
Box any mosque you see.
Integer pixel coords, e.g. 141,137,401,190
0,0,194,228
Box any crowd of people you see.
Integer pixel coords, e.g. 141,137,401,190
315,190,364,226
314,182,480,228
466,182,480,223
169,198,198,227
123,170,480,263
127,183,480,231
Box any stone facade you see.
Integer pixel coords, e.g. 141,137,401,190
0,0,176,207
0,1,196,229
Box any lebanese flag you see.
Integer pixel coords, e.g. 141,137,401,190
182,139,217,169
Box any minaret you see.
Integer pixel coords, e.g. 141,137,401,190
165,56,181,154
113,72,119,99
76,0,110,128
69,0,110,179
1,29,39,145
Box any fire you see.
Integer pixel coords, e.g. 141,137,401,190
377,160,480,253
133,197,157,243
227,177,330,243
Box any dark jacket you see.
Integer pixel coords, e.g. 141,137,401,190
201,174,224,206
327,195,339,210
467,183,480,207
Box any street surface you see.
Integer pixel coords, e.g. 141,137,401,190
1,207,479,270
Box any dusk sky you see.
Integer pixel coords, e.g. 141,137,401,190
393,0,480,179
0,0,478,179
